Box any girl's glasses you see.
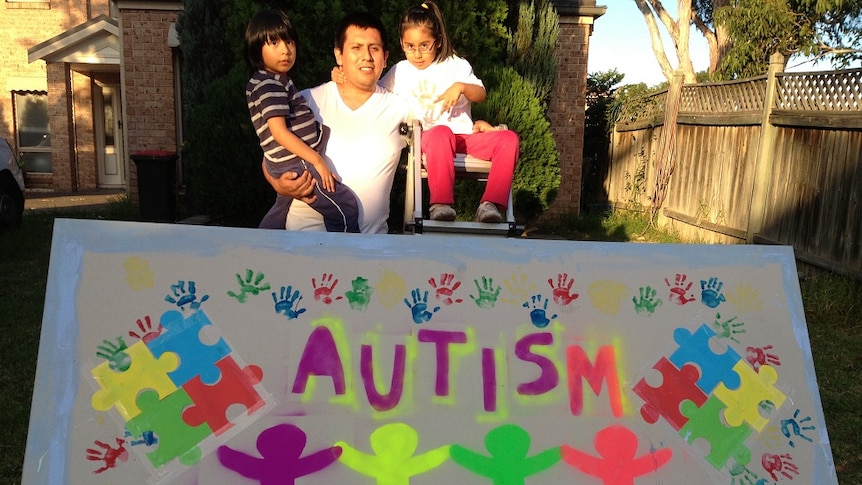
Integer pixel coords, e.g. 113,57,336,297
402,42,434,54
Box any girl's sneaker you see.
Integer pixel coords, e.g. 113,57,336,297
430,204,456,221
475,201,503,223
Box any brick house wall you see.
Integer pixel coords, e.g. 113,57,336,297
1,0,111,190
119,7,181,202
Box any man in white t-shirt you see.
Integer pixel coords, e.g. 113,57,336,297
263,12,409,234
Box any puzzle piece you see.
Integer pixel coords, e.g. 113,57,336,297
126,388,213,468
91,340,179,420
680,395,752,470
633,356,708,430
670,324,741,393
714,362,786,432
147,309,231,386
181,355,265,436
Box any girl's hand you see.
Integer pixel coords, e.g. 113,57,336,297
330,66,346,84
435,82,463,113
472,120,495,133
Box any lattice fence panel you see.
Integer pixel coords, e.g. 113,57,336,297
776,68,862,111
680,77,767,113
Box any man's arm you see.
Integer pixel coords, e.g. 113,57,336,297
261,160,317,204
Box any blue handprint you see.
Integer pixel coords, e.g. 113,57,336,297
273,285,307,320
404,288,440,324
165,280,209,311
700,277,727,308
523,294,557,328
781,409,815,448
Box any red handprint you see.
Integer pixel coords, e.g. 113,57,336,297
128,315,161,343
428,273,463,305
746,344,781,371
86,438,129,474
548,273,579,306
312,273,343,304
664,273,696,305
762,453,799,480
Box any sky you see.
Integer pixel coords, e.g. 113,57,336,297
586,2,855,87
587,3,709,86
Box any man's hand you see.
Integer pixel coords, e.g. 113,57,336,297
472,120,496,133
262,161,317,204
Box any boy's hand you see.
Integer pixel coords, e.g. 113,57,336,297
331,66,346,84
472,120,495,133
310,156,339,193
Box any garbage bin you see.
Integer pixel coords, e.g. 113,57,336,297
130,150,178,222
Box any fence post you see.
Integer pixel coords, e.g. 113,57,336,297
746,52,785,243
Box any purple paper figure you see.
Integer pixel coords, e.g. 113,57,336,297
217,423,341,484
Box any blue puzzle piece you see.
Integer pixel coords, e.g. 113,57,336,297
670,324,741,393
147,309,231,386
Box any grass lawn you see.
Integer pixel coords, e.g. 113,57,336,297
1,204,859,483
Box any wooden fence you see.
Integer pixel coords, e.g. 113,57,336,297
603,57,862,278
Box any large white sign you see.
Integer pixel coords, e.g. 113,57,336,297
22,219,837,484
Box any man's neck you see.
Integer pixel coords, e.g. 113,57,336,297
336,84,375,110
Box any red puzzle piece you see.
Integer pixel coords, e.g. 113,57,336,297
633,356,708,430
181,355,265,435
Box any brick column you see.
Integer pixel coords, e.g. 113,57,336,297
543,1,606,221
47,62,75,192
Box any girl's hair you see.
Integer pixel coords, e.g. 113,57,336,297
244,10,298,73
399,1,454,61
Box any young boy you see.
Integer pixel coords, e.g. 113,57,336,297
245,9,359,231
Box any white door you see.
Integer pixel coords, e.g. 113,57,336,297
96,85,124,187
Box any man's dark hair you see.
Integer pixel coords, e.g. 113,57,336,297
334,11,388,51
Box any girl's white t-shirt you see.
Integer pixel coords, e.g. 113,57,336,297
379,55,483,135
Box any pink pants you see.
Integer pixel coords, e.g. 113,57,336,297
421,125,519,208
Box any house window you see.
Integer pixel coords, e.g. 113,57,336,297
13,91,51,173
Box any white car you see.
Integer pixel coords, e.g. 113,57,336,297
0,138,25,233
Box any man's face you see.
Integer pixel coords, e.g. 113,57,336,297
334,25,388,93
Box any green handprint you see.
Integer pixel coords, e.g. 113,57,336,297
346,276,374,311
470,276,501,309
96,337,132,372
227,269,271,303
632,286,662,315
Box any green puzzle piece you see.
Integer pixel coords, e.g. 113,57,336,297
680,395,752,470
126,388,213,468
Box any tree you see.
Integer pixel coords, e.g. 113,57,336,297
634,0,862,84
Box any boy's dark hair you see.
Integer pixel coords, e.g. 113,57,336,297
244,10,298,74
334,11,388,52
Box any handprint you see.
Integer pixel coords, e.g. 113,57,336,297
345,277,374,311
86,438,129,474
548,272,579,306
165,280,209,311
128,315,161,343
96,337,131,372
664,273,695,305
313,273,343,304
125,429,158,447
227,269,271,303
726,282,763,313
711,313,746,343
273,285,306,320
780,409,815,448
428,273,462,305
523,294,557,328
470,276,501,309
632,286,663,315
761,453,799,481
404,288,441,324
501,273,535,305
700,277,726,308
746,344,781,371
727,462,763,485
